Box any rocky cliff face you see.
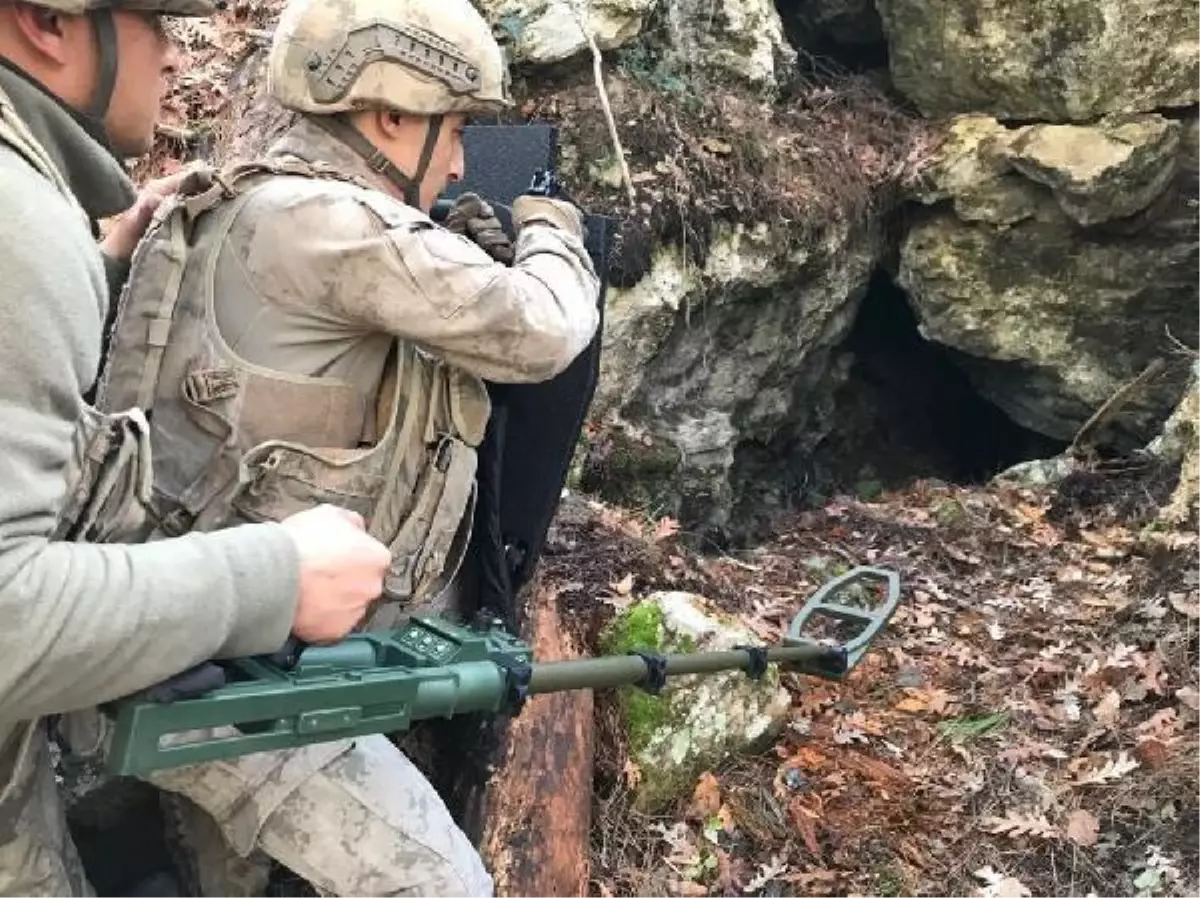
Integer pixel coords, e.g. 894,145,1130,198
876,0,1198,122
165,0,1199,544
513,0,1199,542
900,113,1198,447
474,0,935,542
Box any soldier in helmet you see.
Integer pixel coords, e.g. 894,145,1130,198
0,1,396,894
90,0,601,892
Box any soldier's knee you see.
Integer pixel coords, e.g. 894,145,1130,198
445,852,494,898
393,830,493,897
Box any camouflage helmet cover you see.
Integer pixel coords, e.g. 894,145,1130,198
268,0,512,117
21,0,216,16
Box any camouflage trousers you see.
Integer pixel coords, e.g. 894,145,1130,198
0,722,92,896
151,731,493,897
0,721,492,897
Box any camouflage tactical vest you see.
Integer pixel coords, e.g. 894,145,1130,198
0,84,153,546
94,159,490,606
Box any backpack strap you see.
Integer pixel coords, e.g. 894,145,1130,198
102,154,376,413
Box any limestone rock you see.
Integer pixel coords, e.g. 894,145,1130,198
993,456,1080,489
914,113,1185,226
584,218,880,541
911,115,1043,226
601,592,792,811
1008,116,1183,226
663,0,795,86
480,0,655,65
876,0,1199,121
1147,362,1199,525
480,0,794,86
899,113,1199,447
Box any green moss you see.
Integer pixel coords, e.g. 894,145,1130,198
624,690,670,753
600,602,705,758
602,601,665,654
602,602,672,753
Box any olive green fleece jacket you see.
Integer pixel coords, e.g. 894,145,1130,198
0,64,300,733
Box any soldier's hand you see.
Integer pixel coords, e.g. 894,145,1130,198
280,504,390,644
444,192,515,265
100,164,203,261
512,194,586,241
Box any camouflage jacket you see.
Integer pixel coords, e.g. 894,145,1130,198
95,117,601,609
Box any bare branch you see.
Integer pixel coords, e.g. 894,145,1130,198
1069,358,1167,456
564,0,637,207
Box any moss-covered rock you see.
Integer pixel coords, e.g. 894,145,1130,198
877,0,1199,121
579,423,683,516
600,592,791,812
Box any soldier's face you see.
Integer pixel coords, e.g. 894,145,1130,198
415,114,467,212
102,11,180,157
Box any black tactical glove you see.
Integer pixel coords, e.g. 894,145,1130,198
444,192,515,265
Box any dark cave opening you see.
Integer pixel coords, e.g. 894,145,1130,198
774,0,892,76
807,271,1069,499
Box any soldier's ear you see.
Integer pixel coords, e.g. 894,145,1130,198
11,3,73,64
375,108,406,139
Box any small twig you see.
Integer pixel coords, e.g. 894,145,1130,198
565,0,636,207
155,123,196,142
1069,358,1167,457
1164,324,1199,359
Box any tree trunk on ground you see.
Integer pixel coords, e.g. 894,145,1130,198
438,580,595,898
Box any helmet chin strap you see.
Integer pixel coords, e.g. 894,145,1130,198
59,8,120,151
309,112,444,209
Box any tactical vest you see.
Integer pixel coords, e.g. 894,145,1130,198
93,159,490,606
0,84,152,547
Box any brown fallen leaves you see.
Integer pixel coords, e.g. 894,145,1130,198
575,471,1197,898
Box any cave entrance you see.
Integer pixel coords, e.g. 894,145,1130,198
808,271,1068,500
774,0,891,75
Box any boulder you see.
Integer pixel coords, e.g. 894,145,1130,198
1147,361,1199,525
662,0,795,86
898,113,1199,448
479,0,656,64
1008,115,1183,226
583,217,881,541
876,0,1199,121
478,0,794,86
600,592,792,811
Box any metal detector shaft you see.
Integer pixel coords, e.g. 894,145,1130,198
101,566,898,777
528,642,846,694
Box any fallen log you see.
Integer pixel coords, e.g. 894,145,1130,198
430,579,595,898
480,583,594,897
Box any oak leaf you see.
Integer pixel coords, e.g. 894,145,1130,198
1064,809,1100,847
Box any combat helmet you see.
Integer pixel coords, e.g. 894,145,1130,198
18,0,217,149
267,0,513,206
